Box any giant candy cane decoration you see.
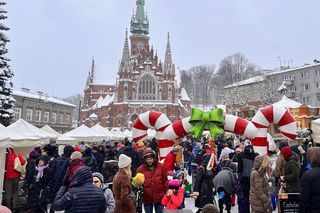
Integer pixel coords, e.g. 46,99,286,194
132,105,297,157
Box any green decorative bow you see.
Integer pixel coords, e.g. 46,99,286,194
188,108,225,139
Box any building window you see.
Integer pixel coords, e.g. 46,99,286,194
35,110,41,122
26,109,33,121
283,75,295,80
302,97,310,103
288,86,296,91
315,70,320,76
317,93,320,102
59,114,63,123
52,113,57,124
316,82,320,89
137,74,156,100
14,108,21,120
304,84,310,90
65,114,70,124
44,111,50,123
301,71,309,78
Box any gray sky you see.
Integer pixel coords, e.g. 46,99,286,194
6,0,320,98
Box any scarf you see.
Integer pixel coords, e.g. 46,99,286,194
35,165,48,182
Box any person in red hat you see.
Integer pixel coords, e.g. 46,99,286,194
161,179,184,210
280,146,300,193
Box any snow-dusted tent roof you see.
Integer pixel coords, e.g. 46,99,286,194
91,124,111,138
273,95,302,109
41,125,76,145
63,124,103,142
6,119,54,145
123,129,132,138
109,128,126,140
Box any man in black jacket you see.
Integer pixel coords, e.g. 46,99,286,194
52,166,106,213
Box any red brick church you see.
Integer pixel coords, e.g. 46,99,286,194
81,0,191,128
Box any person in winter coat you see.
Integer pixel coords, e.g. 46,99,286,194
238,145,257,213
213,157,236,213
82,147,98,172
137,148,168,213
117,140,141,176
92,172,115,213
64,151,85,188
52,166,106,213
4,148,26,210
192,153,216,213
52,145,74,194
101,157,118,186
299,147,320,212
163,147,179,175
25,155,53,212
272,142,288,195
161,179,184,210
249,155,273,213
112,154,136,213
281,146,300,193
22,149,39,196
92,146,104,173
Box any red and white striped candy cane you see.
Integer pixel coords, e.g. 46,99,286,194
132,105,297,156
132,111,175,159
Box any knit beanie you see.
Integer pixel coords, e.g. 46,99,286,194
168,179,180,190
281,146,293,160
70,151,82,160
92,172,104,183
118,154,132,169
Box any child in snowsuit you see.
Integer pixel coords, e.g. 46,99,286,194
162,179,185,210
132,173,145,213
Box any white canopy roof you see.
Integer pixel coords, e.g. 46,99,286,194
41,125,76,145
0,124,9,148
91,124,111,138
123,129,132,138
273,95,302,109
109,128,126,140
2,119,50,147
63,124,103,142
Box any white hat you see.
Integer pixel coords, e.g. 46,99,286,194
118,154,132,169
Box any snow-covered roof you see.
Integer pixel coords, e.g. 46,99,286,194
267,63,320,76
41,125,62,136
273,95,302,109
223,75,265,89
12,90,76,107
88,113,98,119
8,119,56,139
63,124,103,142
180,88,191,101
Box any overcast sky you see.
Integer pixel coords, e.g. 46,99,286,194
6,0,320,98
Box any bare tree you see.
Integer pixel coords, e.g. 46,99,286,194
180,65,215,108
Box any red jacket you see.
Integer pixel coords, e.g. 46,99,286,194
161,188,184,210
5,149,26,180
137,149,168,204
163,152,176,174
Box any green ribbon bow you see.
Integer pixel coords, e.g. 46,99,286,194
188,108,225,139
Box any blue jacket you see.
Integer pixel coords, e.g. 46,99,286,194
52,166,106,213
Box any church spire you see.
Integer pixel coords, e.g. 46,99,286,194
90,57,95,84
164,32,172,65
130,0,149,35
121,28,130,62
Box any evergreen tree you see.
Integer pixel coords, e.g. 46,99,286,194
0,1,14,126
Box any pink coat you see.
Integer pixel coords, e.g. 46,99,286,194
161,188,184,210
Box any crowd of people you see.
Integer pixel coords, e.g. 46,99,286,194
1,134,320,213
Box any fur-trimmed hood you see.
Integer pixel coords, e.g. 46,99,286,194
253,155,270,175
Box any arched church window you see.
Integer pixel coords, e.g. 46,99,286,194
138,74,156,100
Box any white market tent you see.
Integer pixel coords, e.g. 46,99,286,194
273,95,302,109
311,118,320,143
0,120,53,203
7,119,55,145
41,125,77,145
63,124,103,142
109,128,127,140
91,124,111,139
123,129,132,138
